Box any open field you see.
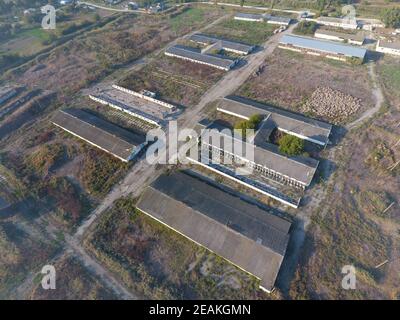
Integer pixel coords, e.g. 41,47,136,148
84,197,276,299
28,253,119,300
289,108,400,299
237,49,374,124
377,56,400,107
203,18,276,45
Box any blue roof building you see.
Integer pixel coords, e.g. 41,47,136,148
279,34,367,61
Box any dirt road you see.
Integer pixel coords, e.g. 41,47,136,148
346,63,384,130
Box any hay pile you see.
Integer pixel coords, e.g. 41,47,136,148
302,87,362,124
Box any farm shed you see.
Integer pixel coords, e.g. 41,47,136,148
279,35,367,62
165,45,236,71
52,109,147,162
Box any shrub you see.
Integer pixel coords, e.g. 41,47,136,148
234,113,263,137
278,134,305,156
381,8,400,28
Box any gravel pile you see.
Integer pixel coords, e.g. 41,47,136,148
302,87,362,124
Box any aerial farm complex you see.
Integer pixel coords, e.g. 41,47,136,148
1,0,400,301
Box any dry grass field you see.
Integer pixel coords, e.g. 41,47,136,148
28,254,119,300
237,49,374,124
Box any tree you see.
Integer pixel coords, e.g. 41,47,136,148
278,134,305,156
234,113,262,138
381,8,400,28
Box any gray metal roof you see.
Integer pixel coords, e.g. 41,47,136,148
165,45,235,70
315,29,365,42
220,96,332,146
378,40,400,50
234,13,264,20
317,16,358,26
201,121,319,186
280,34,367,59
91,94,162,126
136,171,291,291
265,15,291,24
52,109,146,161
189,33,254,54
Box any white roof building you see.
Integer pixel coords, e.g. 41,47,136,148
376,40,400,56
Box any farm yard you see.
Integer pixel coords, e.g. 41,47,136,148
237,49,375,125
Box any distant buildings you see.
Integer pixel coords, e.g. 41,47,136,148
279,34,367,62
376,40,400,56
165,45,236,71
233,13,291,26
0,87,19,106
234,13,264,22
314,29,365,46
59,0,74,5
52,109,148,162
137,171,292,293
265,15,291,26
189,33,255,55
317,16,359,30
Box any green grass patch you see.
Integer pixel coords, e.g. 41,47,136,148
379,61,400,99
206,19,275,45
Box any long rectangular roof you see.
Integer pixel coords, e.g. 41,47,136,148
280,34,367,59
136,172,291,292
234,13,264,20
315,29,365,42
265,15,291,24
378,40,400,50
317,16,358,25
52,109,146,161
219,96,332,146
165,45,235,70
189,33,254,54
201,121,319,186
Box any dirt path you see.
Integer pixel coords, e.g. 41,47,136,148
346,63,384,130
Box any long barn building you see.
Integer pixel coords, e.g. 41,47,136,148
52,109,147,162
279,34,367,62
218,96,332,147
165,45,237,71
136,171,292,293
